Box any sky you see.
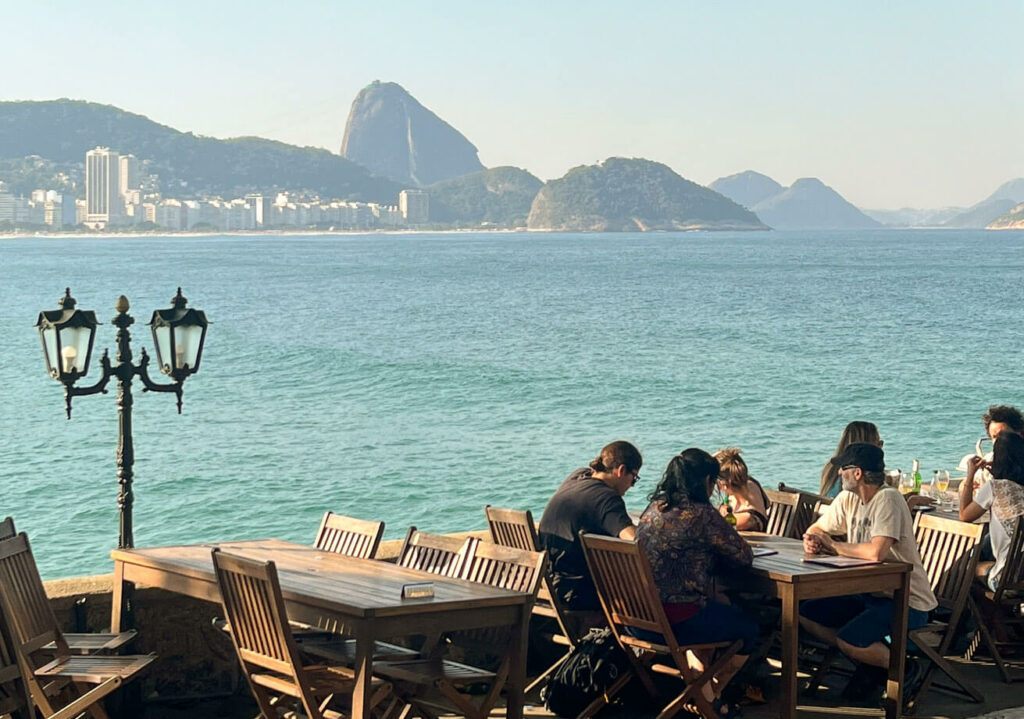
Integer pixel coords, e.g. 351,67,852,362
3,0,1022,209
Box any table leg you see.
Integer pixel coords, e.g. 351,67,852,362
779,584,798,719
885,572,910,719
350,624,374,719
110,561,134,633
505,605,529,719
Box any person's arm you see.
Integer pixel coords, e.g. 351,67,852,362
708,510,753,567
961,475,992,523
816,532,895,561
618,525,636,541
802,497,847,553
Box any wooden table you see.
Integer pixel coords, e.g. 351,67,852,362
110,539,532,719
732,533,912,719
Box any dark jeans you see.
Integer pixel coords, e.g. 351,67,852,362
628,600,758,654
800,593,928,649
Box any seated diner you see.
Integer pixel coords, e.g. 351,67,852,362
800,442,936,704
714,446,769,532
636,448,758,718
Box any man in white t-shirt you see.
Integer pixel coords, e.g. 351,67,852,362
799,443,937,703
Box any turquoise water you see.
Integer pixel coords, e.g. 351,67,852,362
1,230,1022,578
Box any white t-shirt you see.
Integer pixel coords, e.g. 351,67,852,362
815,487,938,612
974,479,1024,587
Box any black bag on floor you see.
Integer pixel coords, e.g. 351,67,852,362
540,627,631,718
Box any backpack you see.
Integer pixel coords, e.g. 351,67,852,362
540,627,631,718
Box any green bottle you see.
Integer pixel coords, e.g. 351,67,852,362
724,503,737,527
912,459,922,492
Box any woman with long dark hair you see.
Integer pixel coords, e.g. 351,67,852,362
960,431,1024,589
636,448,757,717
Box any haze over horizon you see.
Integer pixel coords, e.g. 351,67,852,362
4,0,1021,210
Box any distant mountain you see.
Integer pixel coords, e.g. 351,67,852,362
340,81,484,187
750,178,882,230
0,99,401,202
943,179,1024,228
710,170,784,209
988,202,1024,230
526,157,767,232
861,207,966,227
425,166,542,227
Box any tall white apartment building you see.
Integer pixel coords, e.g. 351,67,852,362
118,154,139,199
399,189,429,224
85,147,122,229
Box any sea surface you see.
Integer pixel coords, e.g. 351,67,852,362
1,230,1022,579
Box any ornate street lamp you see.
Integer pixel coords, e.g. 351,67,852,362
36,288,209,550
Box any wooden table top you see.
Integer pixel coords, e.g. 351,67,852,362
111,539,529,619
740,532,912,584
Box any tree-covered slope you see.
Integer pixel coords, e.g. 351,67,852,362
425,166,542,226
526,157,767,231
0,100,401,202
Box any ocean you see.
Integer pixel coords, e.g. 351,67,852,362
1,229,1022,578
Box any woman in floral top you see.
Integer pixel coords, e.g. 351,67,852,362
636,448,758,717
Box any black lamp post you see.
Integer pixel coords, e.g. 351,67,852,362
36,288,209,550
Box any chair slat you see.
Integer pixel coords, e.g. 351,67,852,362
313,512,385,559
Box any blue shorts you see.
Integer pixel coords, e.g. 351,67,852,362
628,600,758,654
799,594,928,649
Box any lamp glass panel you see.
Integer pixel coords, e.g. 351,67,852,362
58,325,92,374
175,324,203,370
41,326,58,375
152,325,171,371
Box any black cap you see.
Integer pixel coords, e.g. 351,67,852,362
829,443,885,472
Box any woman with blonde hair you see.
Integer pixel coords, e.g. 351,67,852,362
714,447,769,532
820,422,883,497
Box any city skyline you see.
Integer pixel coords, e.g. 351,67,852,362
3,0,1022,210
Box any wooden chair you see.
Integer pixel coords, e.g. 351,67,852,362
211,548,392,719
375,542,546,719
580,533,742,719
764,488,802,539
968,516,1024,682
484,505,580,693
313,511,385,559
0,588,127,719
0,533,154,719
0,517,14,541
396,527,477,578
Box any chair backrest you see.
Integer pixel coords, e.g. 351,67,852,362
764,489,802,539
397,528,477,578
461,541,547,596
484,505,539,552
0,517,14,541
914,514,983,611
0,534,66,661
313,511,385,559
579,533,676,648
993,516,1024,603
212,549,324,718
0,589,33,719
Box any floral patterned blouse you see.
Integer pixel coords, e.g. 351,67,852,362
637,496,753,605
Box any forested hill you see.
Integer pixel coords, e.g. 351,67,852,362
527,158,767,231
425,166,542,226
0,100,401,202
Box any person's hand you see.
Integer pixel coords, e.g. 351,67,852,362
907,494,936,510
719,503,729,517
803,533,822,554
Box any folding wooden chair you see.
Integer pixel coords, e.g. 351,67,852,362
396,527,478,578
968,516,1024,682
485,505,582,692
375,542,546,719
581,533,742,719
0,517,14,541
0,533,154,719
764,488,802,539
313,511,385,559
212,549,392,719
0,588,126,719
902,514,985,711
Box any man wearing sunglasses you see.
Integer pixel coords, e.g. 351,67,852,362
798,443,937,706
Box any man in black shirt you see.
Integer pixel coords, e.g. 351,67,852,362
538,441,641,612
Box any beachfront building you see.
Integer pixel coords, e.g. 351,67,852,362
85,147,122,229
399,189,429,224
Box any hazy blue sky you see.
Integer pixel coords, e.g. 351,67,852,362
4,1,1021,209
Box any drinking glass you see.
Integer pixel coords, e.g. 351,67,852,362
899,472,916,495
934,469,950,504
